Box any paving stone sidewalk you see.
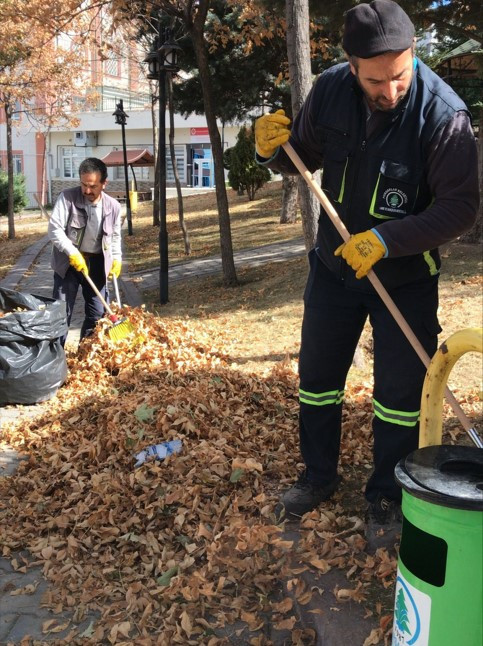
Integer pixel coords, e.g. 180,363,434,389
122,237,306,300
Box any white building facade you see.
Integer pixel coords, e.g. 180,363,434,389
0,98,239,209
47,106,238,206
0,24,240,209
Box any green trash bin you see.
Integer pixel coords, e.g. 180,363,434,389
393,445,483,646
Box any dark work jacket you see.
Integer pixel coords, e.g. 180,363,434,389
262,59,471,292
51,186,121,279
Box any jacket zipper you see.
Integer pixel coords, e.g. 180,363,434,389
340,122,367,282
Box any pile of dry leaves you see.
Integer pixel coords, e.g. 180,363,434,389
1,306,439,645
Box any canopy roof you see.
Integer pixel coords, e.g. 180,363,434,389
438,39,481,78
101,149,154,167
441,38,481,62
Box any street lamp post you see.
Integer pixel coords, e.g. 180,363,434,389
144,29,182,305
113,99,133,236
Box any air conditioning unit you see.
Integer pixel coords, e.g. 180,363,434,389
74,131,98,147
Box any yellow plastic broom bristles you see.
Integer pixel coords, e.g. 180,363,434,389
108,317,135,342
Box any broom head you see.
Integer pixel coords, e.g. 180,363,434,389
107,314,135,342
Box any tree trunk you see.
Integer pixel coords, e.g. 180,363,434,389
459,106,482,244
297,175,319,250
168,74,191,255
280,174,298,223
39,131,47,206
284,0,364,369
151,91,160,227
151,84,157,161
190,3,237,285
6,103,15,240
285,0,319,251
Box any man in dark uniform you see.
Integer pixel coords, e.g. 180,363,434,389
255,0,478,550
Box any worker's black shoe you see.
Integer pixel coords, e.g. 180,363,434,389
365,494,402,554
278,473,341,519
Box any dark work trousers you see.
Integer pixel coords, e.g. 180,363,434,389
298,251,440,503
53,253,108,346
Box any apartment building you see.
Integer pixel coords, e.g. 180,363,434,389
0,35,239,208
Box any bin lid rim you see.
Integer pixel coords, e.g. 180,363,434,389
396,446,483,511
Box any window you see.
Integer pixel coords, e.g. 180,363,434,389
56,32,73,50
119,46,129,81
0,153,23,174
12,100,22,121
167,145,186,183
13,154,23,174
104,54,120,77
115,165,150,182
61,147,85,178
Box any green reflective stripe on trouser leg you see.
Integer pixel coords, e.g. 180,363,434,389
299,388,344,406
373,398,420,427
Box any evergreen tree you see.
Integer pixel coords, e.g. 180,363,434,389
0,172,28,216
225,125,270,200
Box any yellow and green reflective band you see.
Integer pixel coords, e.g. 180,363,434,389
299,388,344,406
423,250,439,276
369,175,395,220
373,398,420,427
335,159,348,203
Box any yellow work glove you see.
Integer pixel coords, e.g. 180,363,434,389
334,230,386,279
69,251,88,274
108,259,122,279
254,109,291,158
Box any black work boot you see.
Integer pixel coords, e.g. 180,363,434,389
365,493,402,553
278,473,341,519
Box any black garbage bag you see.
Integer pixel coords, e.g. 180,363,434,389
0,287,68,405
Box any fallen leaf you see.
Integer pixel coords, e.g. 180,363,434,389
363,627,383,645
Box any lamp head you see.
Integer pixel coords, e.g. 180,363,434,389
144,48,159,80
112,101,128,125
160,37,183,72
144,30,183,79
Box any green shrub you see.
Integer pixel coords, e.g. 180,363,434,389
224,125,271,200
0,171,28,216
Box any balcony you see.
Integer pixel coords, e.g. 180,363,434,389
82,86,152,113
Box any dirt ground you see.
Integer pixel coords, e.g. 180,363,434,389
436,243,482,393
146,241,482,397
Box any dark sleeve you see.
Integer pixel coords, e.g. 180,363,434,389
376,111,479,257
257,77,325,175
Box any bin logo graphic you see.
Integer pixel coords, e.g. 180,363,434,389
395,587,412,637
392,571,431,645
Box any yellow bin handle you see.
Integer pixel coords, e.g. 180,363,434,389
419,328,483,448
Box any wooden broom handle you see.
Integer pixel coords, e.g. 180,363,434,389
282,141,480,444
82,270,115,317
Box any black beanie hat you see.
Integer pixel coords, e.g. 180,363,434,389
343,0,415,59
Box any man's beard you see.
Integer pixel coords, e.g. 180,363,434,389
356,74,411,112
368,92,407,112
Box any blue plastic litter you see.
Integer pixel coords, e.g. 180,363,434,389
134,439,182,467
